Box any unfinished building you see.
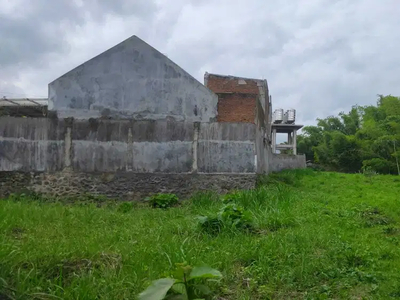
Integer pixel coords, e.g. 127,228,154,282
0,35,305,199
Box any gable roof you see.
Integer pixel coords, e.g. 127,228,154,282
50,36,206,88
48,35,218,121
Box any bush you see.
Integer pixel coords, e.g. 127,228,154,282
220,203,253,229
146,194,179,209
363,158,395,174
221,192,242,203
117,202,135,213
198,196,254,234
198,216,224,234
138,262,222,300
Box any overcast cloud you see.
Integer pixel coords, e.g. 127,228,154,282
1,0,400,126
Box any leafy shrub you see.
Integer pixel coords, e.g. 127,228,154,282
363,158,396,175
198,216,224,234
146,193,179,209
221,192,242,203
219,203,253,229
198,196,254,234
117,202,135,213
139,263,222,300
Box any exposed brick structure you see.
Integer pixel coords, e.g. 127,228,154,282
216,93,256,123
204,73,267,123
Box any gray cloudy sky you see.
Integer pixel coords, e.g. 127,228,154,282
1,0,400,125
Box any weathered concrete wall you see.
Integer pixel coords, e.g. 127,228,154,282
198,122,256,173
0,113,307,200
0,117,65,172
254,92,272,174
0,117,256,174
49,36,218,122
269,154,306,173
0,172,256,200
255,125,270,174
70,119,195,173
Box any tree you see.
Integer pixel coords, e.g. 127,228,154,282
297,95,400,174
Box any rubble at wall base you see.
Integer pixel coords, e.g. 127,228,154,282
0,171,256,201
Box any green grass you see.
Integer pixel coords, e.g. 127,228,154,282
1,169,400,299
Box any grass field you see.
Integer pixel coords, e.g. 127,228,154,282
1,170,400,299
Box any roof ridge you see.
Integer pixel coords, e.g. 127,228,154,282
205,72,266,82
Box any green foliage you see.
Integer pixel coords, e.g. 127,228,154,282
146,193,179,209
197,216,224,234
298,96,400,174
117,202,135,213
219,203,253,229
221,192,242,203
363,158,396,174
198,193,254,234
138,263,222,300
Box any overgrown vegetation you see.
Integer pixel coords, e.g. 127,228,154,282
198,193,254,234
117,202,135,213
298,94,400,174
1,169,400,299
146,193,179,209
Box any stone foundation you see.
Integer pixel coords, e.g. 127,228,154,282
0,171,256,200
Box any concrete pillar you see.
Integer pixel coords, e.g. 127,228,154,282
126,126,133,171
287,132,292,145
192,122,200,173
293,129,297,155
63,117,73,171
272,128,277,153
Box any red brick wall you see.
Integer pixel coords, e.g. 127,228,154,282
206,74,259,123
217,94,256,123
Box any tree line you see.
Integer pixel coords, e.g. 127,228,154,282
297,95,400,174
